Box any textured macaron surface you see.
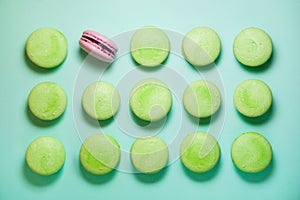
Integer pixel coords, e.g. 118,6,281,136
231,132,272,173
79,30,118,62
182,26,221,66
80,134,121,175
26,136,66,176
26,28,68,68
82,81,120,120
233,27,272,67
130,26,170,67
183,80,221,118
28,82,67,121
130,136,169,174
234,79,272,117
130,78,172,122
180,132,220,173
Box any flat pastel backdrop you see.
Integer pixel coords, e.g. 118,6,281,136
1,0,299,199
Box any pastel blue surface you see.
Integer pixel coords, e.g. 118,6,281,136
1,0,300,199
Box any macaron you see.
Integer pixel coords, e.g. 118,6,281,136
130,78,172,122
182,26,221,67
80,134,121,175
28,82,67,121
82,81,120,120
233,27,273,67
183,80,221,118
231,132,272,173
26,28,68,68
130,136,169,174
79,30,118,62
26,136,66,176
180,132,220,173
234,79,272,117
130,26,170,67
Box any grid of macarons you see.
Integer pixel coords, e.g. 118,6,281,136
25,26,273,176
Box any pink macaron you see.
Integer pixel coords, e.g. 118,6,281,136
79,30,118,62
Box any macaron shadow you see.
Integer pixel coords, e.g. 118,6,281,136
23,161,61,186
181,157,221,182
129,108,169,129
26,103,63,127
236,48,274,73
237,100,275,125
233,155,275,183
134,166,168,184
129,53,168,72
24,47,63,73
80,105,114,128
188,49,223,73
79,160,116,184
78,48,112,69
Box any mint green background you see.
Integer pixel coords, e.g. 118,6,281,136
1,0,300,199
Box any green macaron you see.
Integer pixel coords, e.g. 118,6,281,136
231,132,272,173
82,81,120,120
130,136,169,174
233,27,272,67
26,28,68,68
182,26,221,67
130,78,172,122
180,132,220,173
234,79,272,117
130,26,170,67
26,136,66,176
80,134,121,175
28,82,68,121
183,80,221,118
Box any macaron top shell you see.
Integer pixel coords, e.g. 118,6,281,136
82,81,120,120
233,27,272,67
183,80,221,118
80,134,121,175
130,78,172,122
182,26,221,66
26,136,66,176
130,136,169,174
231,132,272,173
234,79,272,117
180,132,220,173
79,30,118,62
26,27,68,68
130,26,170,67
28,82,68,121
